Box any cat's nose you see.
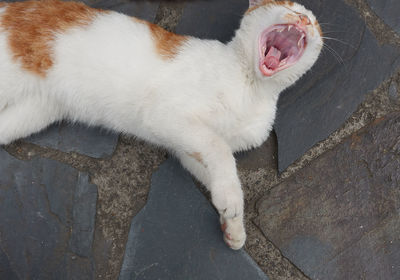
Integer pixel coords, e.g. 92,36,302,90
298,14,311,26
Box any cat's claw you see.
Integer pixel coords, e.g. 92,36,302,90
220,217,246,250
212,185,244,220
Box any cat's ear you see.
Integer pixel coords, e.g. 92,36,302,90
249,0,265,8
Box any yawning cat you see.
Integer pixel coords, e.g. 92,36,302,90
0,0,323,249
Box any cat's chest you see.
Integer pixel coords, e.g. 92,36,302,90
210,95,278,151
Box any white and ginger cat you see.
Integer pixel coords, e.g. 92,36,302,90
0,0,323,249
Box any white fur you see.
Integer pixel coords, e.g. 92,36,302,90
0,1,322,249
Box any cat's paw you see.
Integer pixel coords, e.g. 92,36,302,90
221,216,246,250
212,188,243,219
212,185,244,219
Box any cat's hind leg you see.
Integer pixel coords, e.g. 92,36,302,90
0,97,62,145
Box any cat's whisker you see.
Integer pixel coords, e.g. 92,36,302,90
322,36,356,49
322,42,346,68
318,22,341,27
320,30,346,34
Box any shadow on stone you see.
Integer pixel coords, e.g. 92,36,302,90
27,123,119,158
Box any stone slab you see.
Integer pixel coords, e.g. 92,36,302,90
275,0,400,172
175,0,248,43
119,159,269,280
0,148,98,279
255,114,400,279
367,0,400,35
27,123,118,158
84,0,160,22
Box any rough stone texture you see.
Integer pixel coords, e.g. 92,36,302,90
0,148,98,279
389,80,398,102
255,114,400,279
27,123,118,158
275,0,400,172
154,1,185,32
119,159,269,280
175,0,248,42
366,0,400,35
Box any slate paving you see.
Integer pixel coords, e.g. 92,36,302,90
255,114,400,279
0,148,98,279
83,0,160,22
119,159,269,280
175,0,248,43
1,0,400,279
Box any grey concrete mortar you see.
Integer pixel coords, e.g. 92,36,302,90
154,1,185,32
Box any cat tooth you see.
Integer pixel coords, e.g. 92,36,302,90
298,34,305,47
278,27,285,33
288,25,292,31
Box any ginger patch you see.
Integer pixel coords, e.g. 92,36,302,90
0,0,102,76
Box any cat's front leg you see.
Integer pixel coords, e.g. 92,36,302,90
210,168,246,250
174,127,246,249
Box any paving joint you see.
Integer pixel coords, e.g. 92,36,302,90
280,70,400,180
345,0,400,46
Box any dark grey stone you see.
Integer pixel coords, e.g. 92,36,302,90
0,148,98,279
0,247,19,280
119,159,269,280
389,80,398,101
69,173,98,258
367,0,400,35
275,0,400,172
255,114,400,279
84,0,160,22
175,0,248,43
27,123,118,158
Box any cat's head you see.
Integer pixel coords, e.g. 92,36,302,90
238,0,323,84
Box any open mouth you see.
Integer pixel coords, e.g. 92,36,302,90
259,24,307,76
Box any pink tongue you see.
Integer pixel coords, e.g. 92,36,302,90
264,46,281,70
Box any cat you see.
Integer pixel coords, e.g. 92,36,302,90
0,0,323,249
